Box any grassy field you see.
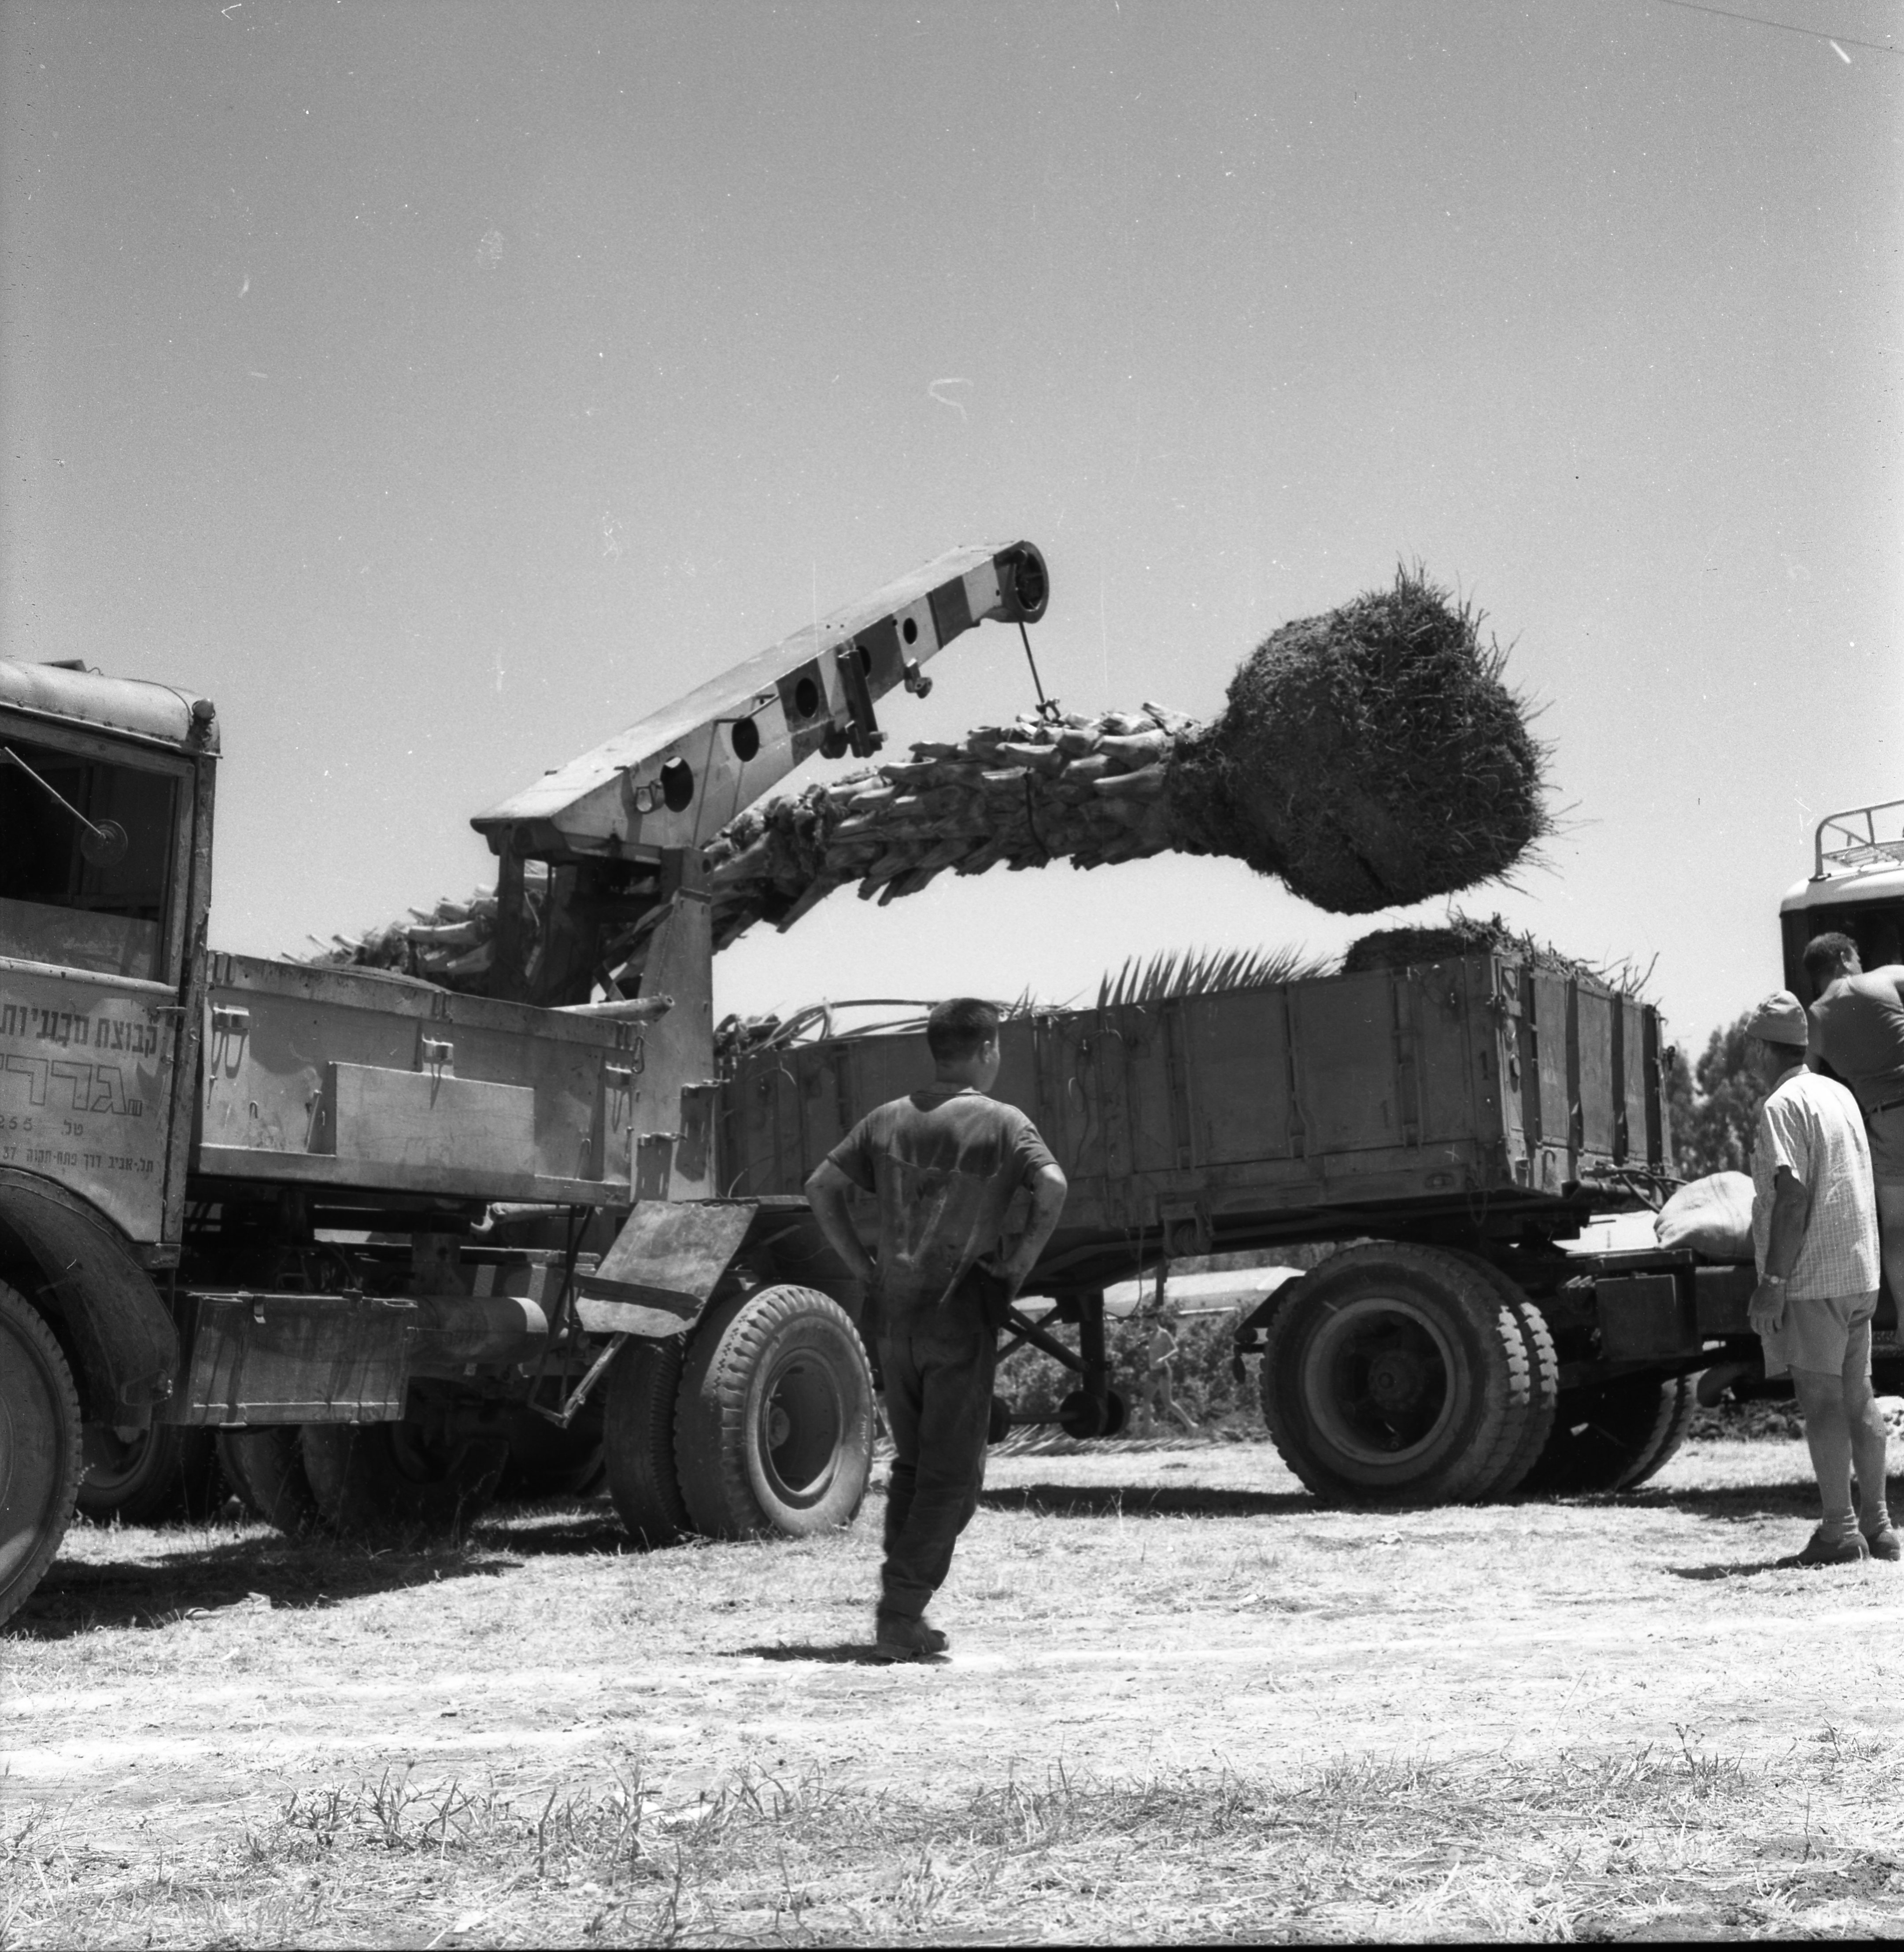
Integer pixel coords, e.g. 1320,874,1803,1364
6,1435,1904,1944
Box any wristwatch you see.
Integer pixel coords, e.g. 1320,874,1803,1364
1762,1273,1789,1286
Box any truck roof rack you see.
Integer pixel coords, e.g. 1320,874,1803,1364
1813,798,1904,881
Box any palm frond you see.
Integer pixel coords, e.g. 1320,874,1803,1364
1096,944,1330,1011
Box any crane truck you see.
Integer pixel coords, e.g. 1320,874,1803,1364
0,542,1051,1626
7,531,1894,1625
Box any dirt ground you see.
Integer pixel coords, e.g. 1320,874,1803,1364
7,1435,1904,1944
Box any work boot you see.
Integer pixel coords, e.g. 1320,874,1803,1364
1863,1524,1902,1563
1796,1527,1871,1567
873,1612,949,1662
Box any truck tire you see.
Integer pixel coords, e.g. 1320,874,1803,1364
78,1424,222,1525
1259,1244,1538,1505
299,1419,510,1535
1521,1372,1701,1494
495,1409,607,1503
603,1336,692,1546
0,1281,83,1628
218,1426,326,1535
1447,1253,1559,1499
674,1285,875,1540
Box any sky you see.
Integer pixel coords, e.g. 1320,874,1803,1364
2,0,1899,1059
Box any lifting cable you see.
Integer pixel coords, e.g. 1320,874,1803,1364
1018,619,1061,858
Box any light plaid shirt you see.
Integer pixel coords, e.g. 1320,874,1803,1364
1751,1068,1880,1300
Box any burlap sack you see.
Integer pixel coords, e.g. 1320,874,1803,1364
1655,1171,1755,1262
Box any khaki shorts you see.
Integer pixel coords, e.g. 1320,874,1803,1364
1760,1290,1878,1380
1866,1103,1904,1184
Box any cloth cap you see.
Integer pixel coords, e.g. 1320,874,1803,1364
1745,989,1808,1049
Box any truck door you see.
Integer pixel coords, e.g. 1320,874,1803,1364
0,720,198,1246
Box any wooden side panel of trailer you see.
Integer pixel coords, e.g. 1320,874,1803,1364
715,952,1672,1269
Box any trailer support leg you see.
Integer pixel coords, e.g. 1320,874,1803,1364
1079,1290,1110,1423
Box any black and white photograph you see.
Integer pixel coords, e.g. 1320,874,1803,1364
0,0,1899,1940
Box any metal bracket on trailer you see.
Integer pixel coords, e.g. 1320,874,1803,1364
996,1306,1086,1372
528,1331,629,1430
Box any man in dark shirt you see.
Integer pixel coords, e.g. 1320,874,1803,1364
806,997,1067,1661
1805,931,1904,1312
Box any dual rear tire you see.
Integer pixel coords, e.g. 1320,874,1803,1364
606,1284,875,1546
1260,1245,1690,1505
1261,1244,1547,1505
220,1421,509,1536
216,1284,872,1548
1522,1372,1700,1494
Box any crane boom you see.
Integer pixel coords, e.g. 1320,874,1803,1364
469,540,1049,1006
471,541,1048,866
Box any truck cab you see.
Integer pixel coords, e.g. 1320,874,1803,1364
0,661,216,1254
1780,798,1904,999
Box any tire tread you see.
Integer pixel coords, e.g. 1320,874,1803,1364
0,1280,83,1628
675,1285,872,1540
1522,1370,1701,1494
603,1336,691,1546
300,1422,508,1535
1449,1253,1559,1500
218,1426,325,1534
1260,1243,1535,1506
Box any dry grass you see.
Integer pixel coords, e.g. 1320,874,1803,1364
8,1733,1902,1944
7,1439,1904,1944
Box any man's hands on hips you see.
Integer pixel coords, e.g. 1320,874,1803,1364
803,1159,879,1288
998,1163,1069,1295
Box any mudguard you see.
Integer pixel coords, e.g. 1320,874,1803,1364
575,1196,860,1338
0,1168,177,1419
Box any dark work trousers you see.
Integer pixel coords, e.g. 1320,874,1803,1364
876,1312,998,1620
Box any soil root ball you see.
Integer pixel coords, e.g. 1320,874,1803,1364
1165,565,1548,914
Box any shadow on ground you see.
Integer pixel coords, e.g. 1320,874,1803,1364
1664,1556,1834,1582
727,1642,921,1667
1620,1478,1821,1522
14,1534,522,1640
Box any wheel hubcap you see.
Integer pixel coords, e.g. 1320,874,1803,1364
81,1424,152,1494
1302,1295,1459,1468
755,1354,844,1508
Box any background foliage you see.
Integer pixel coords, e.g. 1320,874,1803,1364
1666,1010,1765,1178
998,1310,1260,1432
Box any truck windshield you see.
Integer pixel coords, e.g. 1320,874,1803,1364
0,732,181,982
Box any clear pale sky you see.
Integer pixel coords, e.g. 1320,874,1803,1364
4,0,1898,1058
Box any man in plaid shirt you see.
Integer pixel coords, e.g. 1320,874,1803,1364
1745,989,1891,1564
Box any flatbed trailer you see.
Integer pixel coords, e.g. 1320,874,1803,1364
719,948,1764,1501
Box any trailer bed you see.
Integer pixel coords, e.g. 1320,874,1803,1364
719,948,1671,1290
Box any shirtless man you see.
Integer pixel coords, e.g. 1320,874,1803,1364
1805,932,1904,1312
